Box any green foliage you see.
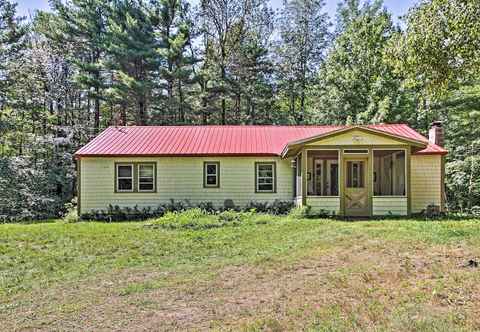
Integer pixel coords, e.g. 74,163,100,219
0,151,74,222
80,200,295,222
63,207,79,223
316,0,405,124
288,205,311,219
387,0,480,100
150,208,259,230
245,199,295,215
105,0,160,125
276,0,330,123
430,84,480,211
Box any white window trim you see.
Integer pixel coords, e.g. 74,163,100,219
256,162,275,193
137,163,156,192
116,164,134,192
204,162,219,188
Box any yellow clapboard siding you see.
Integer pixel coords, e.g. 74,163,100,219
411,155,442,213
306,129,409,146
372,197,408,216
80,157,294,214
306,197,340,215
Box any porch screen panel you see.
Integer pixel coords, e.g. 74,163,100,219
373,150,406,196
306,150,339,196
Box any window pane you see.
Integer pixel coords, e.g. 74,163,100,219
139,181,153,191
256,163,274,192
206,175,217,185
344,149,368,154
259,165,272,171
206,164,217,175
139,165,154,178
352,163,358,187
346,161,365,188
347,162,353,187
258,165,273,177
118,178,132,190
118,165,132,178
331,164,339,195
258,183,273,191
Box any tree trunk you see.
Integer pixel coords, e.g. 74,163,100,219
178,81,185,123
138,98,146,125
250,100,255,124
121,103,127,126
299,87,305,123
221,46,227,124
290,87,296,120
299,65,306,123
467,144,475,210
94,92,100,133
202,96,208,124
235,93,241,123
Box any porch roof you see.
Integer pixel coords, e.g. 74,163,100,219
281,125,447,157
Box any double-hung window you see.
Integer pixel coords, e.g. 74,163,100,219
204,162,220,188
116,164,134,192
138,163,155,192
115,162,156,193
256,162,275,193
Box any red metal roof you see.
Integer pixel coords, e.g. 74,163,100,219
74,124,447,158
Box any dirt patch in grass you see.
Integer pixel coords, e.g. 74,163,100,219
2,238,480,331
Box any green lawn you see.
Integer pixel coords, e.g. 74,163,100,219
1,215,480,331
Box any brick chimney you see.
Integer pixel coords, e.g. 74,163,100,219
429,121,444,147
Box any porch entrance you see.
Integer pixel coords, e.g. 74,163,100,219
344,158,369,216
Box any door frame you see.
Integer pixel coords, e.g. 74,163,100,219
342,154,371,217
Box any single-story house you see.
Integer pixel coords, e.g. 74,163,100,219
74,122,447,217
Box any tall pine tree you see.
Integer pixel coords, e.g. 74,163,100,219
105,0,159,125
50,0,109,132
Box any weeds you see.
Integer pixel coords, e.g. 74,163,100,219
147,208,269,230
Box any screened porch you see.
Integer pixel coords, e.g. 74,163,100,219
293,148,410,216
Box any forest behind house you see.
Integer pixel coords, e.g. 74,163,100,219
0,0,479,220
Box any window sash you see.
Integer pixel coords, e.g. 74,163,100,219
256,163,275,192
116,164,134,192
138,164,155,192
204,162,219,187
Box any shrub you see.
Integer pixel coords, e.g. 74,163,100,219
63,199,79,223
268,199,295,215
152,208,219,230
288,205,311,219
149,208,274,230
245,201,269,213
424,204,443,218
81,199,296,221
244,200,294,215
470,206,480,217
223,199,236,210
198,201,215,212
217,209,255,224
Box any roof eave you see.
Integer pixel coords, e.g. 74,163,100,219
74,152,281,158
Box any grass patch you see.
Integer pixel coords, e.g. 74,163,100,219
1,213,480,330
